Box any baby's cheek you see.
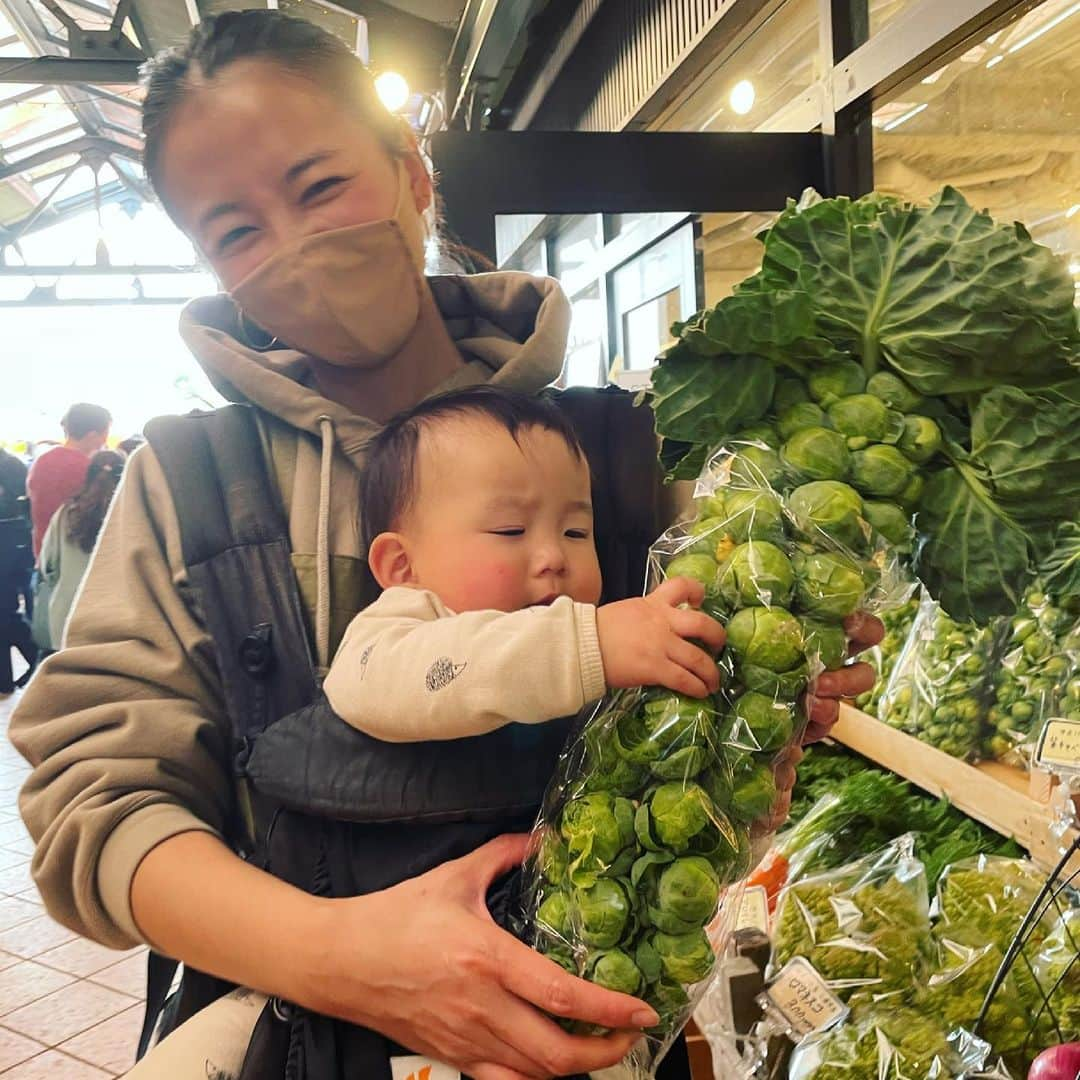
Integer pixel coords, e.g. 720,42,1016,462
455,559,526,612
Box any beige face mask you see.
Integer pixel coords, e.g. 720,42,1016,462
230,162,429,368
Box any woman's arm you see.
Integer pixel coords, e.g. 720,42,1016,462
132,831,656,1080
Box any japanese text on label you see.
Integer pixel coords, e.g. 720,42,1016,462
766,957,847,1037
1036,719,1080,774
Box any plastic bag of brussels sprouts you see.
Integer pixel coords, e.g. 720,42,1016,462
518,443,893,1077
983,583,1080,766
854,591,920,719
878,591,997,760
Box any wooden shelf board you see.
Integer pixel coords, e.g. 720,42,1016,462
833,704,1079,873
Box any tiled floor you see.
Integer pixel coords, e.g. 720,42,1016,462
0,676,146,1078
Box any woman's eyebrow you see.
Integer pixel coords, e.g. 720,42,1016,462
198,201,242,232
284,150,336,184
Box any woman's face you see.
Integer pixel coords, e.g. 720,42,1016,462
157,60,428,289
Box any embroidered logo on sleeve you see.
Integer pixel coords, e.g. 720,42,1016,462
425,656,467,692
359,644,374,680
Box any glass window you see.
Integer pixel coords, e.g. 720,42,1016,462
868,0,918,37
658,0,822,132
552,215,603,296
611,225,697,376
559,283,607,389
873,0,1080,296
699,211,778,305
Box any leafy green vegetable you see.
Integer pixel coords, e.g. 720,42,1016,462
716,540,794,608
782,426,852,483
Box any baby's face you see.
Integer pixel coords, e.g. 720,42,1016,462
399,419,602,613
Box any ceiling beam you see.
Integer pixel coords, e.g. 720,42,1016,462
0,263,201,275
321,0,453,80
0,55,143,82
0,134,141,180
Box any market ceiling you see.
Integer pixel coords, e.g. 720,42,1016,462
0,0,464,246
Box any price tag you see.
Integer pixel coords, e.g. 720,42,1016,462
735,885,769,933
765,957,847,1037
1036,719,1080,774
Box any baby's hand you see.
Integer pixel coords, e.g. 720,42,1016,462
596,577,726,698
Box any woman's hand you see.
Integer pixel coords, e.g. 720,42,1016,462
802,611,884,743
302,834,656,1080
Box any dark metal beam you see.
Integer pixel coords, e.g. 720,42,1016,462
431,130,827,262
0,56,144,83
0,135,141,181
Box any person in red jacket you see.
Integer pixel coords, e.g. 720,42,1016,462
26,403,112,560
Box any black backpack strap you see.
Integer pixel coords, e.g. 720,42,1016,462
548,385,665,603
136,404,318,1059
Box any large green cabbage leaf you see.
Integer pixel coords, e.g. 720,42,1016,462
649,187,1080,623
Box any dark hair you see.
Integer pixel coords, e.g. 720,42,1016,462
117,435,145,457
61,403,112,441
361,386,586,550
66,450,124,553
140,9,410,209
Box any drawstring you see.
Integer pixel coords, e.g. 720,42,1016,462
315,415,334,678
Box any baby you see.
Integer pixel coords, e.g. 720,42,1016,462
324,384,724,745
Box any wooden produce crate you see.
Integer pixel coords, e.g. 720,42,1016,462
833,704,1079,872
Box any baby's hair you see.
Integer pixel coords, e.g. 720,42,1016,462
361,386,586,550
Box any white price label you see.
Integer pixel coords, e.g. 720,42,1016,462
765,957,847,1037
735,885,769,933
1036,719,1080,774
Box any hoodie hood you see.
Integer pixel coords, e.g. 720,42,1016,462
180,271,571,462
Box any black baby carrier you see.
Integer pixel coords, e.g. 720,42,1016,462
139,386,692,1079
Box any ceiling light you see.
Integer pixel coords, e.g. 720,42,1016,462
882,102,928,132
375,71,410,113
1066,204,1080,218
1008,0,1080,53
986,54,1005,68
729,80,755,115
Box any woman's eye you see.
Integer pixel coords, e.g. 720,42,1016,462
216,226,256,254
301,177,345,202
566,529,590,540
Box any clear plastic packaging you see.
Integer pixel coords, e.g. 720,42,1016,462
788,1003,990,1080
769,835,933,1005
518,445,892,1075
1031,908,1080,1041
984,583,1080,765
854,591,920,718
878,592,997,760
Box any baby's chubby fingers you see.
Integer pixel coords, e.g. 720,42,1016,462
649,575,706,610
666,606,726,653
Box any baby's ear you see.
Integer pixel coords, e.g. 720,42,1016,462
367,532,415,589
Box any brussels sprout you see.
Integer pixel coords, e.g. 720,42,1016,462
573,878,634,948
729,760,779,823
641,782,714,851
793,550,868,618
649,744,710,782
720,489,786,544
898,472,924,509
781,427,852,483
698,762,734,813
826,393,893,442
665,552,719,595
808,359,866,407
581,727,647,796
560,792,636,886
726,606,805,673
898,415,943,464
866,371,924,412
643,977,690,1031
730,444,786,488
734,422,781,449
656,856,721,926
685,517,726,558
850,444,914,498
787,480,866,549
614,693,713,767
717,540,794,608
801,618,848,671
586,949,644,995
778,402,829,441
738,659,810,699
773,376,810,411
648,929,715,985
539,831,568,884
538,939,577,974
537,889,573,939
729,691,795,752
863,500,914,549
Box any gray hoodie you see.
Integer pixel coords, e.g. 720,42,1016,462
10,272,571,948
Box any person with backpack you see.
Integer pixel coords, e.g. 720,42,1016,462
0,445,36,694
34,450,125,652
9,11,882,1080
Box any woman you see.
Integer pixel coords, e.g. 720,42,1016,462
10,11,880,1079
35,450,124,652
